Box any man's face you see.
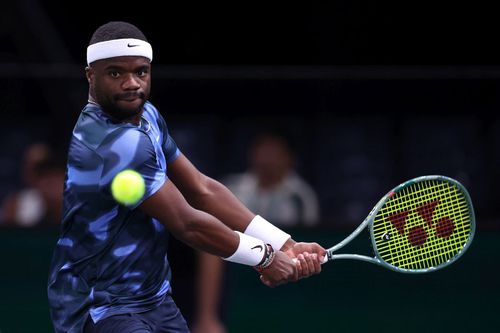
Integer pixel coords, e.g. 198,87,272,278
86,56,151,121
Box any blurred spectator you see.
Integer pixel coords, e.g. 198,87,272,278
0,142,65,227
222,131,320,227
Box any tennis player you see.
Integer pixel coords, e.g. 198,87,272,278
47,21,326,333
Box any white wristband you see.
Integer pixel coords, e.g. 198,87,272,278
244,215,291,250
223,231,266,266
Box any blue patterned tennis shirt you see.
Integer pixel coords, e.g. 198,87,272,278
47,101,180,333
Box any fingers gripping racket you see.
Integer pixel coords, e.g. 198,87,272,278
322,175,475,273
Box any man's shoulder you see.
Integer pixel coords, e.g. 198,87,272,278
73,105,113,150
74,105,149,151
142,101,161,121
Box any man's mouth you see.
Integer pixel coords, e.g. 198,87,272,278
117,93,144,102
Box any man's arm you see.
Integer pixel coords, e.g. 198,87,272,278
167,154,255,232
168,155,297,248
140,179,239,256
166,154,326,280
139,175,299,286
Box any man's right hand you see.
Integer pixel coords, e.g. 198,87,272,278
259,251,298,287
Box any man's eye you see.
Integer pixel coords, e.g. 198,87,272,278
137,70,148,77
109,71,120,78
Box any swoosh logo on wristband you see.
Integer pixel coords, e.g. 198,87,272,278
251,245,263,252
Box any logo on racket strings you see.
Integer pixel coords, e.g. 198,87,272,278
386,200,455,247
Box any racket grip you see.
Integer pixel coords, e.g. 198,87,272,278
292,255,328,265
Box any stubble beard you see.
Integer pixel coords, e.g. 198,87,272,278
99,92,147,122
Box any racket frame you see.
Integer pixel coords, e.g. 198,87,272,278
323,175,476,273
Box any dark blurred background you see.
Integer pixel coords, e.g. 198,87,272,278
1,0,499,227
0,1,499,332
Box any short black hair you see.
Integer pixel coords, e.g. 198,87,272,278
89,21,148,45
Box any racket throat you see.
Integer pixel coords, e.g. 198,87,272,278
324,252,380,265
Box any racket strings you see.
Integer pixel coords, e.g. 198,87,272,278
392,185,470,269
373,180,472,270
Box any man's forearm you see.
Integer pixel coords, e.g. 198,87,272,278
188,177,292,251
187,177,255,232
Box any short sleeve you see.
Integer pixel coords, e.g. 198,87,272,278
155,112,180,163
163,134,180,163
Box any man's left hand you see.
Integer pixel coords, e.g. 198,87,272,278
285,242,326,279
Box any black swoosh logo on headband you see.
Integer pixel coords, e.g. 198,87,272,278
127,43,140,47
251,245,263,252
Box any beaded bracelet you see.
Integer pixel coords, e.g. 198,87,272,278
254,244,275,273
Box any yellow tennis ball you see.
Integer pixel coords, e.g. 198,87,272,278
111,169,145,206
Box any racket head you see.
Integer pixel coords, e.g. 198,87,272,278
368,175,475,273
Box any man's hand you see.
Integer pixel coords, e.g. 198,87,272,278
258,241,326,287
285,242,327,279
259,251,298,287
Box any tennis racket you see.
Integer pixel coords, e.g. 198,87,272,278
321,175,475,273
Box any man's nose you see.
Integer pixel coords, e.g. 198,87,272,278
122,74,141,89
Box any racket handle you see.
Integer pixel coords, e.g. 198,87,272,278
291,255,328,265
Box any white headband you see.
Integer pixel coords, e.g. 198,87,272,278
86,38,153,65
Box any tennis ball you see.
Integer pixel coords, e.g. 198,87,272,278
111,169,145,206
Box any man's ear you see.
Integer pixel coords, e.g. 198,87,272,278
85,66,92,83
